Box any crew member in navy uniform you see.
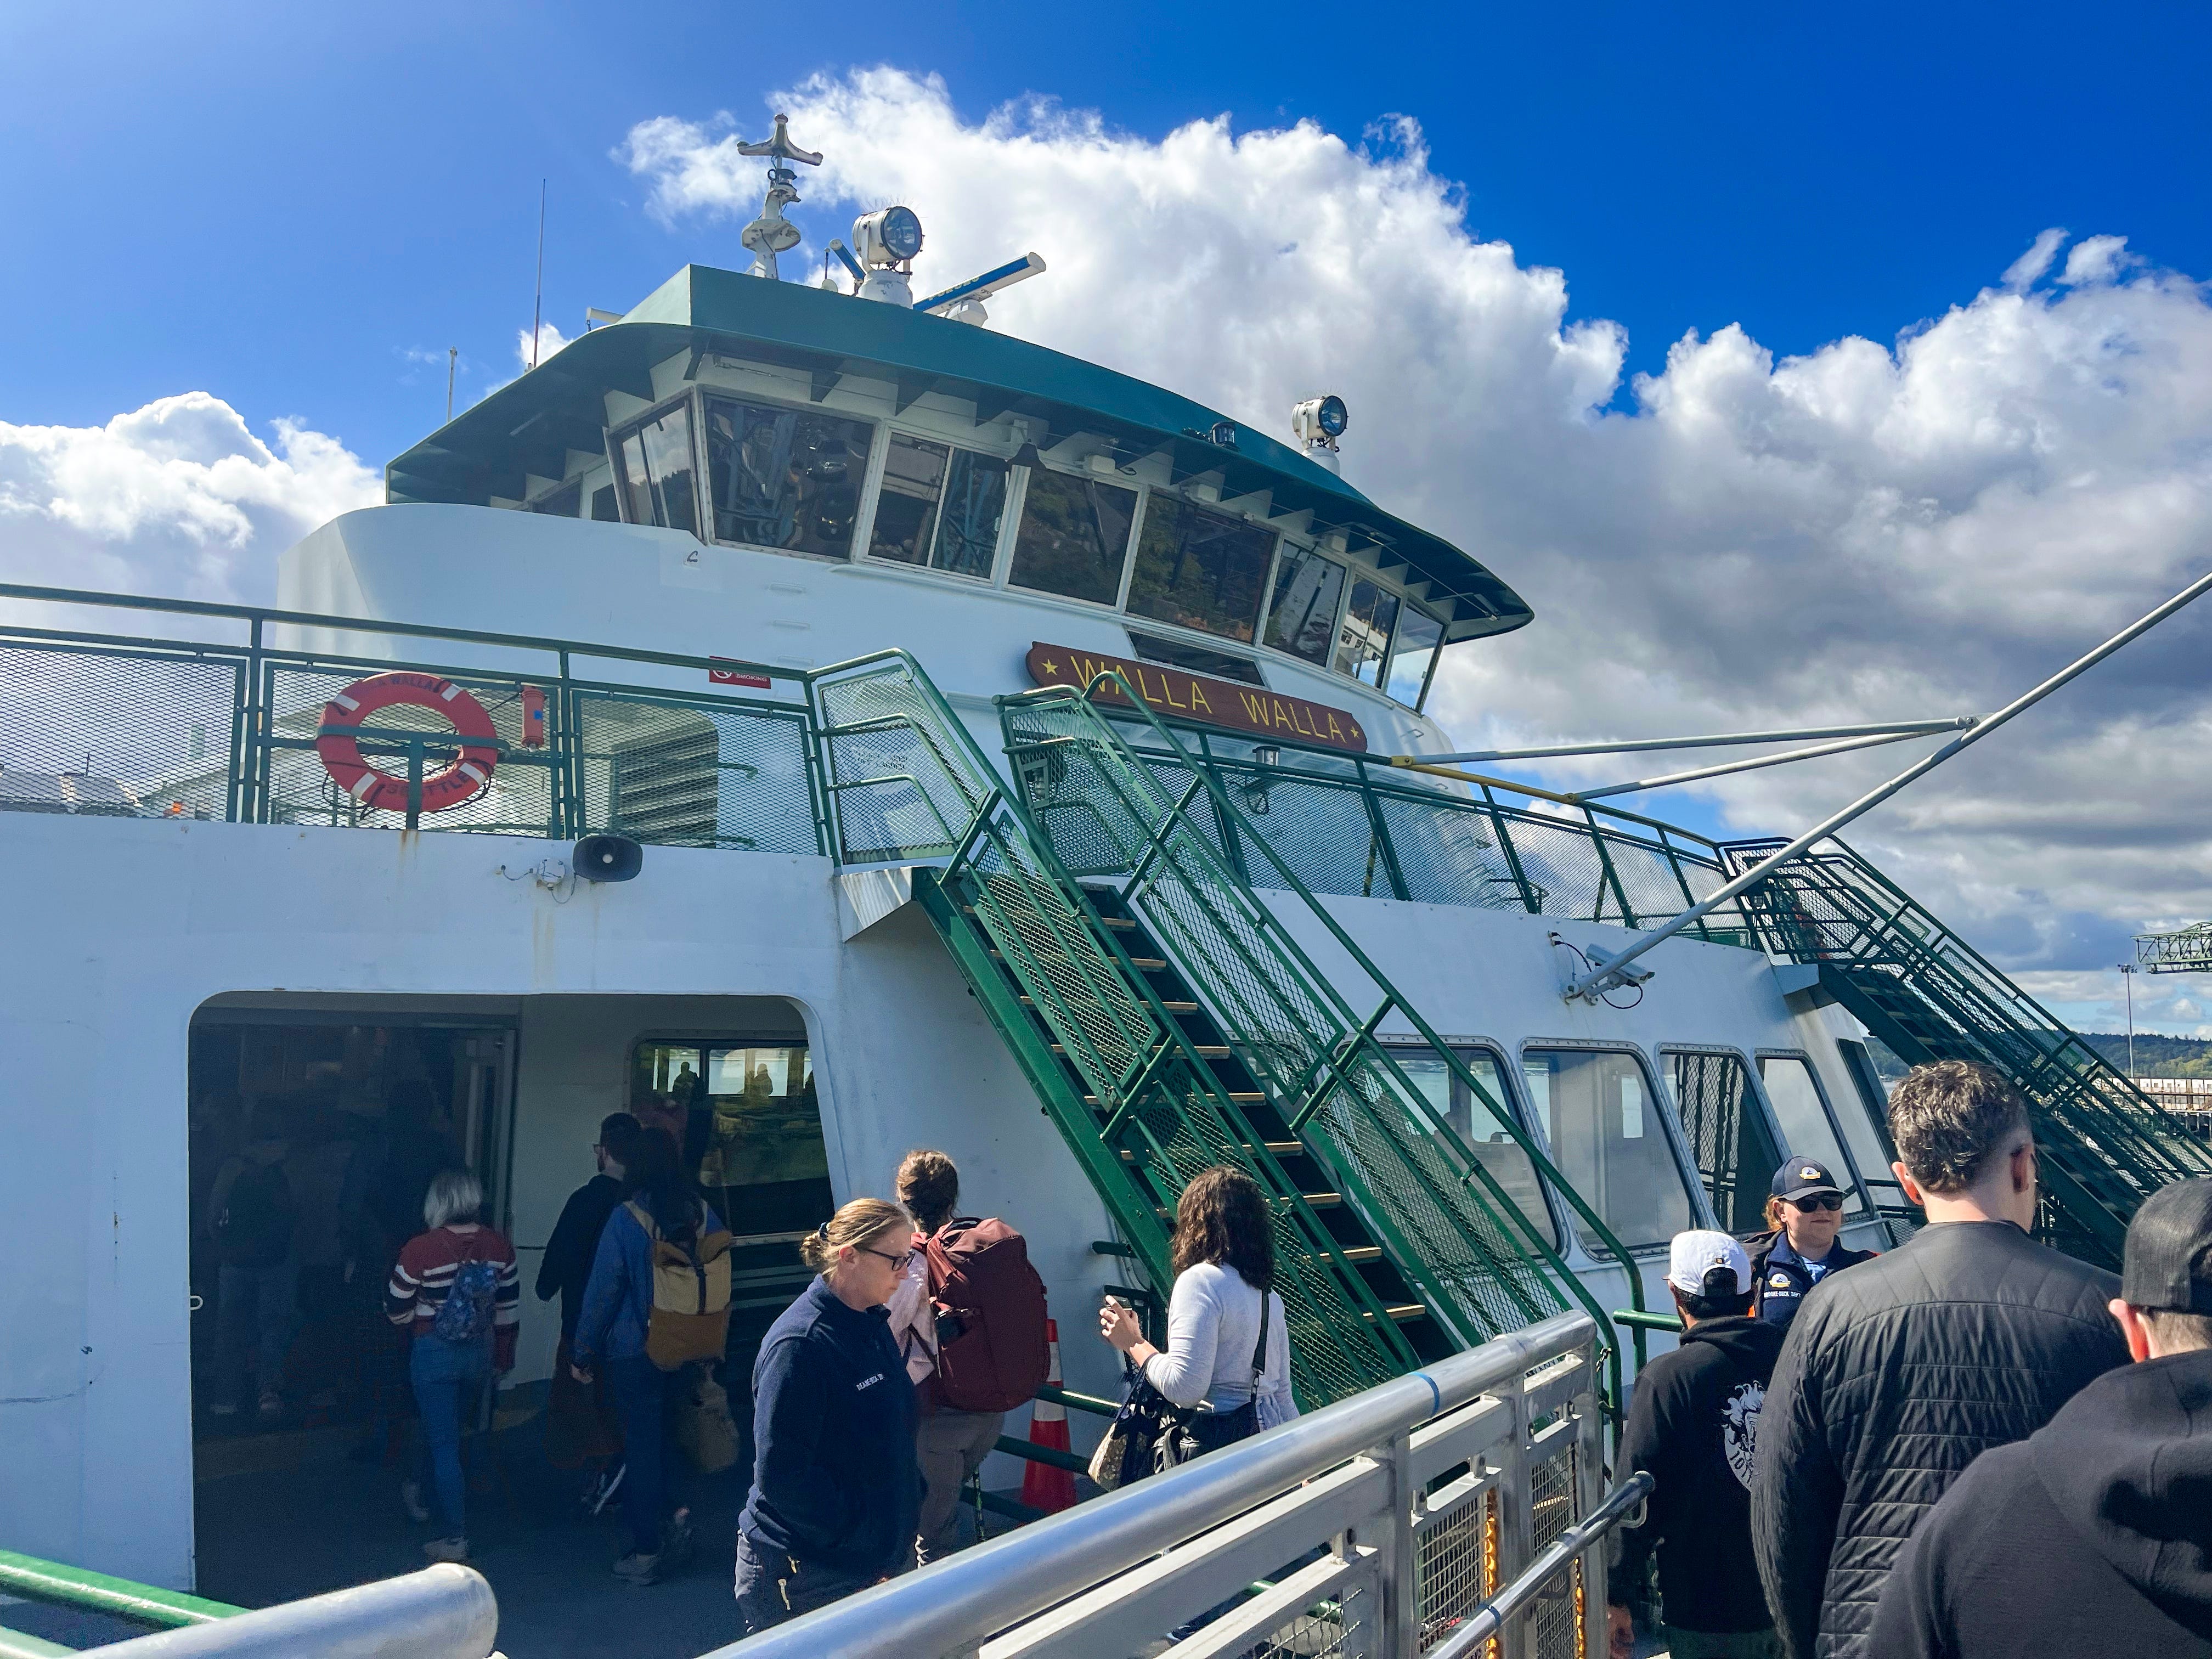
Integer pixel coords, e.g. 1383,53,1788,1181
1748,1158,1875,1336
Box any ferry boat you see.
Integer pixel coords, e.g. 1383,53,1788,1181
4,115,2205,1626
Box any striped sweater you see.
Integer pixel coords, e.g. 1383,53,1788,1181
385,1223,521,1370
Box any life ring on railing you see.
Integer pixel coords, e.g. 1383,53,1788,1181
314,671,499,815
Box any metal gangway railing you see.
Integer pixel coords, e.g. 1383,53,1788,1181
706,1312,1621,1659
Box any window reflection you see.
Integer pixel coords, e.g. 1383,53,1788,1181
866,436,1008,578
1522,1048,1695,1252
1263,544,1346,664
1008,469,1137,605
869,434,947,565
934,449,1008,578
1385,605,1443,708
614,403,701,538
631,1040,831,1237
702,396,872,556
1666,1051,1782,1235
1334,578,1400,686
1126,498,1275,642
1392,1048,1558,1249
1756,1056,1869,1219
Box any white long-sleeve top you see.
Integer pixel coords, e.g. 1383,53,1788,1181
1142,1261,1298,1423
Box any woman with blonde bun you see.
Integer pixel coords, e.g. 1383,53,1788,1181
733,1198,922,1634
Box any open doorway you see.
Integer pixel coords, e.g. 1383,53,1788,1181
187,1015,515,1454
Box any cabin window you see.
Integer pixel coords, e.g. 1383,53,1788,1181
1008,469,1137,605
701,396,873,557
528,480,583,518
631,1040,830,1237
611,402,702,539
1125,498,1276,643
867,434,1007,579
1664,1049,1784,1235
1385,603,1444,709
1391,1046,1559,1249
1126,630,1266,686
1756,1054,1870,1219
590,483,620,521
1521,1047,1696,1252
1334,577,1400,686
1262,544,1346,664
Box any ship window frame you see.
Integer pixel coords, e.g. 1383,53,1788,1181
1003,460,1142,611
1380,1039,1564,1252
856,424,1015,585
1515,1039,1707,1253
1658,1043,1796,1237
1751,1047,1883,1224
604,394,707,541
696,389,878,563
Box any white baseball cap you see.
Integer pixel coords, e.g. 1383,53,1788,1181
1667,1230,1752,1299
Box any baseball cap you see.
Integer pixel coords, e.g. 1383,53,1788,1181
1667,1230,1752,1300
1771,1157,1847,1204
2120,1177,2212,1316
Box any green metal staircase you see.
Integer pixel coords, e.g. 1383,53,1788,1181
807,654,1640,1410
1722,837,2212,1267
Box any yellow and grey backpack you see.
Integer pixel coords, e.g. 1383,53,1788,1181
624,1200,733,1370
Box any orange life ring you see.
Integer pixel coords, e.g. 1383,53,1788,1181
315,671,499,815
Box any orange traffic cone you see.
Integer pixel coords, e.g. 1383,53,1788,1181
1021,1318,1077,1513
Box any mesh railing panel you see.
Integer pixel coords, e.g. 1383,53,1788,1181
1007,692,1577,1354
813,660,997,864
1416,1484,1494,1653
1376,791,1530,911
1527,1450,1581,1659
574,691,816,853
0,641,245,820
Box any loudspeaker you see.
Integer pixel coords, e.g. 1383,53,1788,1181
573,833,644,883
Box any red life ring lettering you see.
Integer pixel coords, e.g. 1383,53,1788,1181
314,670,500,816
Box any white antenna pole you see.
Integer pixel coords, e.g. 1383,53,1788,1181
445,348,456,424
1563,563,2212,1001
530,179,546,370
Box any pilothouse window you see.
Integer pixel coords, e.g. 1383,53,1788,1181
1334,577,1400,686
1263,544,1346,664
612,403,702,539
867,433,1007,579
1126,498,1275,643
702,396,873,557
1008,469,1137,605
1385,605,1443,708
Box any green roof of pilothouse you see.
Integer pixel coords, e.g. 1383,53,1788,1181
387,262,1533,644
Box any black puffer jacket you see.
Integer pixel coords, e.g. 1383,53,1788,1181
1749,1220,2127,1659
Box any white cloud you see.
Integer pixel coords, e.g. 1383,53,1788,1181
0,393,381,604
517,320,573,371
623,70,2212,980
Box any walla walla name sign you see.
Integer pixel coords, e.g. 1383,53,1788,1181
1024,643,1368,754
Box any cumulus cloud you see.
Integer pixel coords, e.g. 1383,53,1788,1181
622,70,2212,1007
0,393,381,605
517,320,573,371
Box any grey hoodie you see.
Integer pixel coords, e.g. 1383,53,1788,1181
1869,1347,2212,1657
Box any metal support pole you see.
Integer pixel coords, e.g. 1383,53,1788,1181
1408,716,1977,766
1565,563,2212,1001
1571,725,1955,802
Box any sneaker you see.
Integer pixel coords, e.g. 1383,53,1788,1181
257,1390,284,1418
611,1551,659,1587
400,1480,431,1523
422,1537,470,1565
586,1462,627,1516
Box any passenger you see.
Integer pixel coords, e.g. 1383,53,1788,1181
735,1198,921,1633
383,1167,520,1564
1870,1175,2212,1657
206,1105,299,1420
572,1131,723,1586
1751,1060,2129,1659
537,1113,640,1496
1606,1232,1785,1659
1098,1165,1297,1454
887,1149,1050,1564
1747,1158,1876,1336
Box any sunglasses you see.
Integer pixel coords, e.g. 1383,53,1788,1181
1790,1195,1845,1212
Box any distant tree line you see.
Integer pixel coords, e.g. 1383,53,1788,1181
2078,1032,2212,1077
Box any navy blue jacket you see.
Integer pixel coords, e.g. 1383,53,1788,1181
740,1274,921,1577
1750,1230,1876,1335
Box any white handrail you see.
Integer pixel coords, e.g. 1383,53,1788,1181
80,1566,497,1659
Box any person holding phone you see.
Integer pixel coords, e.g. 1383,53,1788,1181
1748,1158,1876,1336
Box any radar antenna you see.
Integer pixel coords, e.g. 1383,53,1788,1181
736,113,823,281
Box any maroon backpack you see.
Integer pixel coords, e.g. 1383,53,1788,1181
922,1217,1050,1414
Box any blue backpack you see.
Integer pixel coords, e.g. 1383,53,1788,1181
430,1246,500,1344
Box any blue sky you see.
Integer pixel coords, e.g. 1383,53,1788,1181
7,3,2212,1034
5,2,2208,471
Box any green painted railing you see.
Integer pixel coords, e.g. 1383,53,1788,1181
1001,674,1646,1412
0,1548,242,1656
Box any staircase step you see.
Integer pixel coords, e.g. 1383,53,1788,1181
988,949,1167,971
1056,1043,1229,1058
1088,1092,1267,1106
1373,1304,1427,1324
1159,1192,1338,1217
1022,994,1198,1013
1118,1139,1305,1165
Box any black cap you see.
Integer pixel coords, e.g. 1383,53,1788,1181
1771,1157,1846,1203
2121,1177,2212,1316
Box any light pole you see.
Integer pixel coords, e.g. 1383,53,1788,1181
2118,961,2139,1078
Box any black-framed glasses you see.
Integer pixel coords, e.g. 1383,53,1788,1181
860,1245,916,1269
1792,1195,1845,1212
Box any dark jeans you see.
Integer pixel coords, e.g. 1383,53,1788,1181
216,1259,298,1406
607,1356,676,1556
733,1533,878,1634
409,1335,492,1536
